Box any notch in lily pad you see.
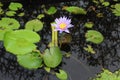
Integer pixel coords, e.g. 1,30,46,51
3,30,40,55
17,51,42,69
9,2,23,11
62,6,87,15
25,19,43,32
85,30,104,44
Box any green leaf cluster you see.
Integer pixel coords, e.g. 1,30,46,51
112,4,120,16
91,69,120,80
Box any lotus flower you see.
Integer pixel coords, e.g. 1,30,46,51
52,16,73,33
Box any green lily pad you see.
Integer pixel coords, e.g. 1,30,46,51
4,30,40,55
56,69,68,80
85,30,104,44
0,17,20,30
45,6,57,15
25,19,43,32
9,2,23,11
6,11,16,16
0,8,4,15
43,47,62,68
63,6,87,15
17,52,42,69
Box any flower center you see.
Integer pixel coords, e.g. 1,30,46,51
59,23,67,30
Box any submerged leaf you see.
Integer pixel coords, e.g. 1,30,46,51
25,19,43,31
4,30,40,55
9,2,23,11
85,30,104,44
17,52,42,69
43,47,62,68
63,6,87,15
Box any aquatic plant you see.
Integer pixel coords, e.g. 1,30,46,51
52,16,73,33
9,2,23,11
91,69,120,80
112,3,120,16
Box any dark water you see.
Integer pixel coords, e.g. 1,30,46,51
0,0,120,80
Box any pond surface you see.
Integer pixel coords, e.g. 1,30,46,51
0,0,120,80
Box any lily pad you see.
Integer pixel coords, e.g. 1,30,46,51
45,6,57,15
84,22,94,28
85,30,104,44
25,19,43,32
9,2,23,11
43,46,62,68
56,69,68,80
37,14,45,19
6,11,16,16
17,52,42,69
0,17,20,30
4,30,40,55
63,6,87,15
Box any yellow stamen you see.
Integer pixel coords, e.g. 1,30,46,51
59,23,66,30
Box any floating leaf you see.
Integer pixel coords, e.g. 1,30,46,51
0,18,20,40
84,22,94,28
25,19,43,32
9,2,23,11
4,30,40,55
44,67,51,72
17,52,42,69
45,6,57,15
0,2,3,7
63,6,87,15
0,18,20,30
85,30,104,44
43,47,62,68
56,69,68,80
112,3,120,16
37,14,45,19
6,11,16,16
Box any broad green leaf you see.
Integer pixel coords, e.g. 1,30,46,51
6,11,16,16
43,47,62,68
9,2,23,11
84,22,94,28
25,19,43,32
85,30,104,44
0,18,20,30
17,52,42,69
0,2,3,7
45,6,57,15
4,30,40,55
56,69,68,80
0,8,4,15
63,6,87,15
